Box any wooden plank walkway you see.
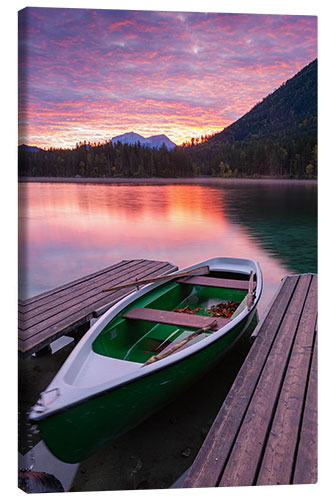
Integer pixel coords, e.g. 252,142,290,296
183,273,317,488
18,259,177,358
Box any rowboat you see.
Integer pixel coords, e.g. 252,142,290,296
29,257,262,464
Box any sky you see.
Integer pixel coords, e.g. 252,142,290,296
18,7,317,149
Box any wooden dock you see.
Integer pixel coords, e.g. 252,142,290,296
18,259,177,358
183,273,317,488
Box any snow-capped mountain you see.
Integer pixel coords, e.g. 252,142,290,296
143,134,176,150
111,132,145,145
111,132,176,150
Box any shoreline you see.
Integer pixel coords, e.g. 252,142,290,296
18,176,317,186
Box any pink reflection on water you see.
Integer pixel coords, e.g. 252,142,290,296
19,183,226,249
18,182,291,311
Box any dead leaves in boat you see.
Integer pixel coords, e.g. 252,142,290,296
206,301,240,318
174,301,240,318
173,305,203,314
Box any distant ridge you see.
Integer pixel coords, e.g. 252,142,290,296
18,133,176,152
18,61,317,179
18,144,40,152
111,132,176,150
188,59,317,177
211,59,317,144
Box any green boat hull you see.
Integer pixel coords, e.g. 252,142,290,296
38,314,250,463
31,257,263,464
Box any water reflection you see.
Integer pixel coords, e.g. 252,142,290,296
18,180,317,314
18,179,317,491
220,180,317,274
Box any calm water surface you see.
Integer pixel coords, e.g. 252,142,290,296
18,178,317,491
18,179,317,313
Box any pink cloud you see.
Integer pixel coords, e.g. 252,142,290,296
18,8,317,148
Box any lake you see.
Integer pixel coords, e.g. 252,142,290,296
18,178,317,490
18,178,317,315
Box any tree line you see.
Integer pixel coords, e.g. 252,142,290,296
18,141,194,178
18,62,317,180
186,130,317,178
186,59,317,179
18,132,317,179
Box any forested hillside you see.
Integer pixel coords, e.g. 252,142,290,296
18,60,317,179
18,141,194,178
186,59,317,178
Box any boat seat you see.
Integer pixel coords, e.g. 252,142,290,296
177,276,256,290
123,307,229,331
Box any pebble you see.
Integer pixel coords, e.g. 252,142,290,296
181,448,191,458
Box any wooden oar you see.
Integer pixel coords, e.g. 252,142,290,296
102,265,210,292
142,319,218,367
247,270,255,310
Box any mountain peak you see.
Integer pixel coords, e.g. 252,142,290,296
111,132,145,145
111,132,176,150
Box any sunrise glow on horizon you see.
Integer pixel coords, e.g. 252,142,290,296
18,8,317,149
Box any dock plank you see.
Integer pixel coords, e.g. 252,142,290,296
183,273,317,489
293,330,318,484
18,259,177,357
18,261,172,338
19,260,170,329
18,260,133,310
256,275,317,485
18,259,166,317
218,274,312,487
18,310,92,354
182,275,299,488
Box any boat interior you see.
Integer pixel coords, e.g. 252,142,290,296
92,271,255,364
